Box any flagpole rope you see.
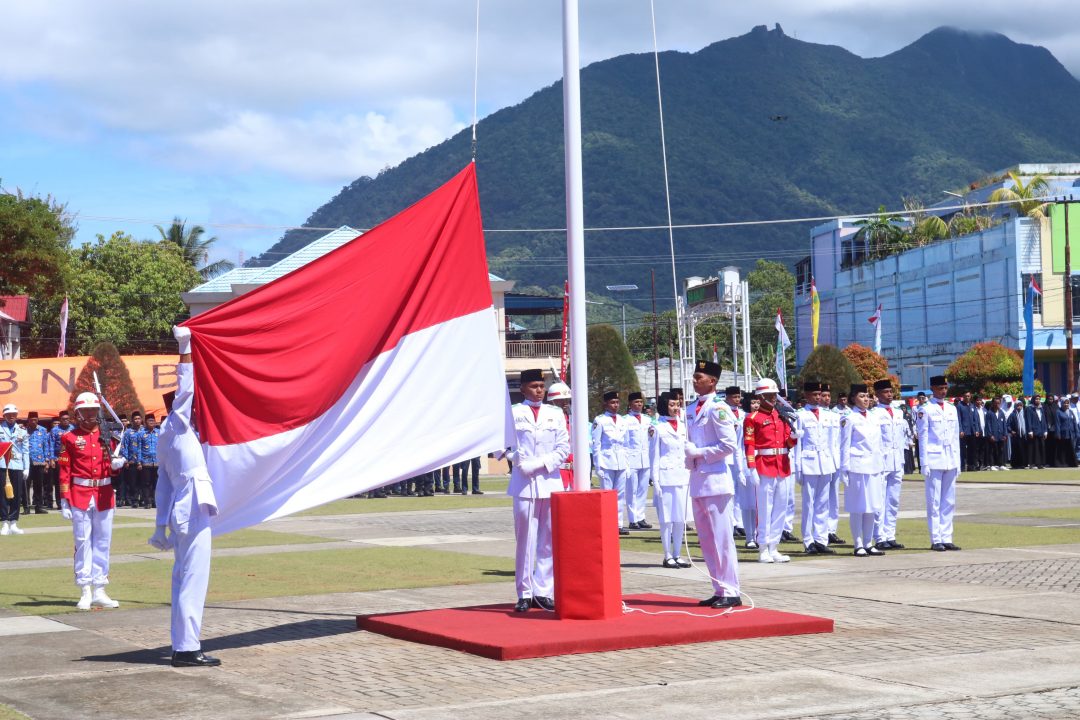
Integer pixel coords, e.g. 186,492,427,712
470,0,481,162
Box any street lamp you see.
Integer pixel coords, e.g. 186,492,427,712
606,284,639,340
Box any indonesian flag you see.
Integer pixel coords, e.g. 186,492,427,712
868,303,882,354
58,297,69,358
183,165,513,534
1030,276,1042,296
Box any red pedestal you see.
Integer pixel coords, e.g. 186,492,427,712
551,490,623,620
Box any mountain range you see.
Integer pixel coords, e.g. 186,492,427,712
249,24,1080,309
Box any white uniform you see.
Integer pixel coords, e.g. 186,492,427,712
828,406,849,534
873,403,910,544
916,397,961,545
506,401,570,601
649,416,690,561
685,393,740,598
794,405,840,548
591,412,628,527
622,411,651,524
726,403,754,536
155,362,219,653
840,407,884,549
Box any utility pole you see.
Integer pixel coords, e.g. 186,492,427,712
668,317,674,388
1066,198,1075,393
651,269,659,402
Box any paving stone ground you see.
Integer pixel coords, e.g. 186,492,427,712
3,477,1080,719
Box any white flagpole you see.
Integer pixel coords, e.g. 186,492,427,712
562,0,590,491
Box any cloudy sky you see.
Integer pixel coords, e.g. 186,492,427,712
2,1,1079,268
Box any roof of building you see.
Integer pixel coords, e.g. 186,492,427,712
0,296,30,323
189,226,504,294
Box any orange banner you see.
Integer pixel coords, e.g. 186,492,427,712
0,355,177,418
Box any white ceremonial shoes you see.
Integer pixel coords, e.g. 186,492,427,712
8,522,23,535
758,550,774,564
76,586,93,611
769,544,791,563
0,521,9,536
91,586,119,609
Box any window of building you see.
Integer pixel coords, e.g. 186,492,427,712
795,257,811,294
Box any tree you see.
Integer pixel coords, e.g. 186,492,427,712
842,343,899,392
853,206,906,260
946,341,1042,398
988,172,1051,220
747,260,795,363
25,232,201,356
69,341,144,418
586,324,640,419
903,197,949,247
0,191,75,297
796,345,863,401
156,217,235,280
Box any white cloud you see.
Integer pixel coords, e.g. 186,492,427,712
179,99,464,182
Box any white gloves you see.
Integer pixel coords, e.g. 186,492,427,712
111,457,126,472
684,443,705,459
173,325,192,354
503,449,519,464
517,457,544,476
148,525,173,551
60,499,72,521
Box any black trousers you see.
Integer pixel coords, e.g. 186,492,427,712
1028,435,1046,467
987,439,1004,467
1,467,25,522
140,465,159,507
959,436,970,471
967,436,985,469
1010,435,1028,468
453,457,482,492
28,463,50,509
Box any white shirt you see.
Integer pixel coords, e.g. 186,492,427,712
916,397,961,472
506,401,570,499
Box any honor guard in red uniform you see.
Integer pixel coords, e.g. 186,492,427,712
744,378,797,563
58,392,125,610
546,382,574,490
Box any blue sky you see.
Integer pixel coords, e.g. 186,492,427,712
2,1,1079,268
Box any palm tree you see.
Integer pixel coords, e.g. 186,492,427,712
902,197,949,247
988,171,1051,220
853,205,906,261
156,217,235,280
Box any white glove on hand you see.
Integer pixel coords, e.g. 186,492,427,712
111,456,126,472
173,325,192,354
148,525,173,551
518,457,543,476
60,499,72,521
684,442,705,459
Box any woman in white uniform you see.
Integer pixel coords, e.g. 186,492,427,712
839,384,886,557
649,392,691,568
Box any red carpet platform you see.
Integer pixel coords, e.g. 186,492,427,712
356,593,833,660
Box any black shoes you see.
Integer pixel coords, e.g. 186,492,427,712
943,542,962,551
733,527,746,539
745,540,760,550
828,533,845,545
662,558,680,569
171,651,221,668
780,530,798,543
867,546,885,556
804,544,820,556
814,542,836,555
676,558,691,568
854,547,868,557
618,527,630,536
34,507,49,514
472,490,485,495
698,595,720,606
636,520,653,529
888,540,905,549
514,598,531,612
875,541,892,551
931,543,947,551
711,596,743,609
532,596,555,611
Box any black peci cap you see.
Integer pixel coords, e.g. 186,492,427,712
695,360,722,379
520,369,544,385
603,390,619,402
628,391,643,402
873,379,893,391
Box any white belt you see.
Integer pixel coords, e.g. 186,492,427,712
72,476,112,488
756,448,790,456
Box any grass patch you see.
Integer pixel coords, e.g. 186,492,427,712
617,514,1080,563
0,546,513,616
0,704,30,720
0,527,329,563
7,512,143,529
295,493,511,516
908,468,1080,484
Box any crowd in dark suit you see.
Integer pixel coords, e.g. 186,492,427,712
955,392,1079,470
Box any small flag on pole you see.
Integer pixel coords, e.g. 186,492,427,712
810,278,821,348
868,304,882,355
57,297,69,358
712,343,719,364
775,308,791,391
1023,277,1042,396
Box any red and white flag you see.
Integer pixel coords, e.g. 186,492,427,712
184,165,513,534
867,304,882,354
57,297,69,358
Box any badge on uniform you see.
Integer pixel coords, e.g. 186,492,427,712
75,437,86,449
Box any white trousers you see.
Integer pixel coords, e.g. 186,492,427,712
71,500,113,587
925,468,957,544
755,473,790,546
737,472,758,537
800,473,832,546
784,474,796,532
598,468,628,527
625,467,649,523
730,469,743,529
874,469,904,542
828,475,841,533
654,484,689,559
512,496,553,599
692,494,740,597
171,508,213,652
849,512,876,550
